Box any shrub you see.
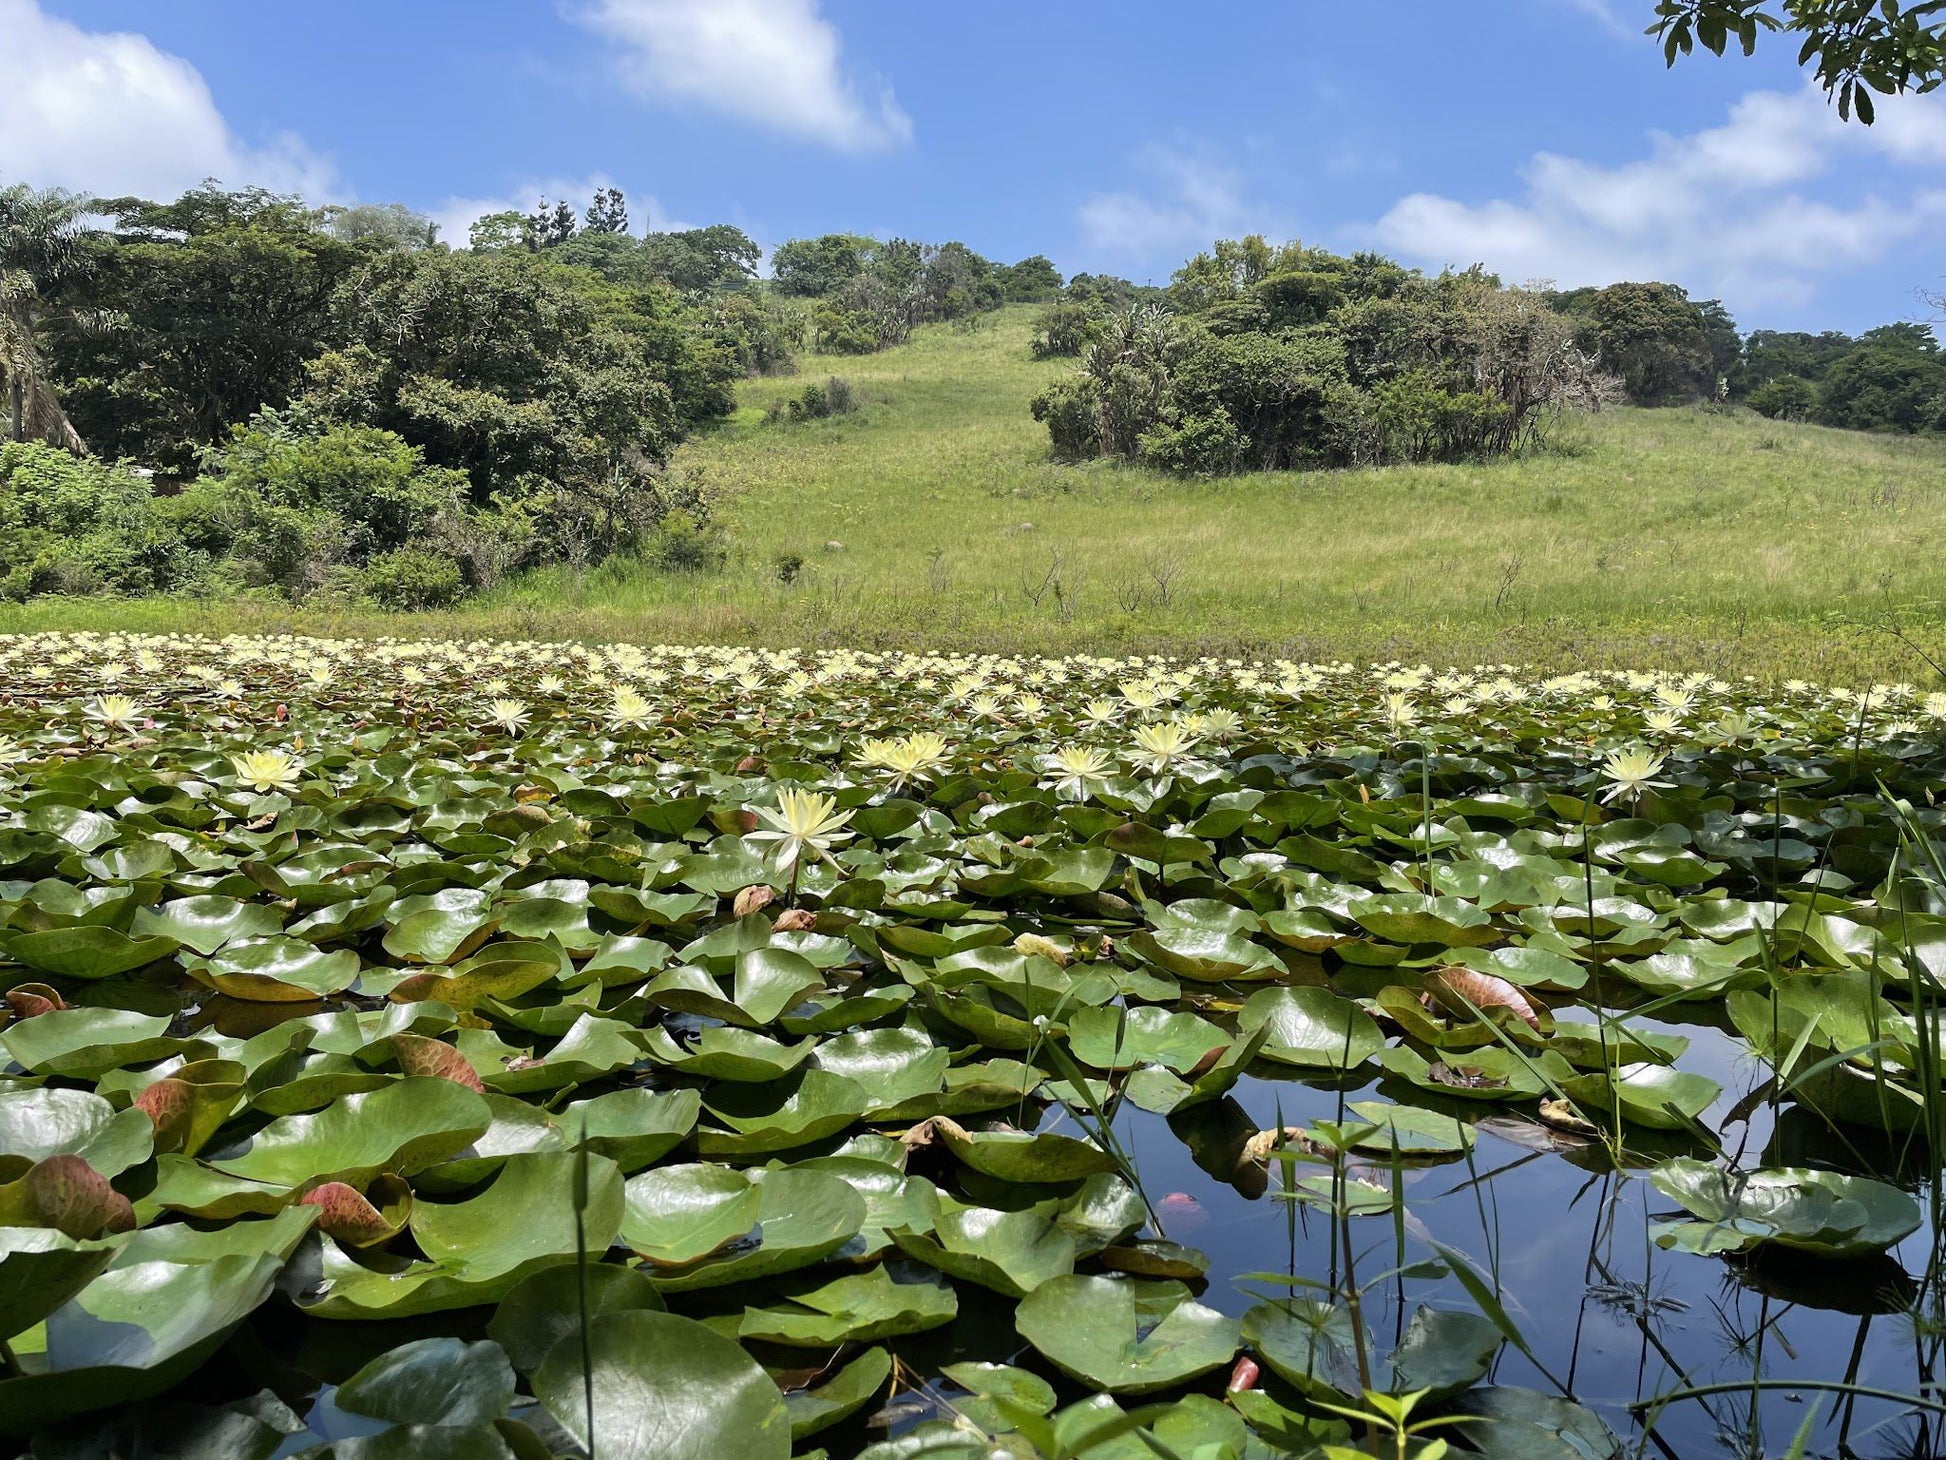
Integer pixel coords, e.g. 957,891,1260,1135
643,509,726,573
785,378,859,422
363,547,465,610
1747,375,1818,422
1030,302,1095,359
208,417,466,563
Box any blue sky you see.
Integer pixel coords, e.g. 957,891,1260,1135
6,0,1945,332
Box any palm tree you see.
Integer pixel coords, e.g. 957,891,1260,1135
0,183,90,454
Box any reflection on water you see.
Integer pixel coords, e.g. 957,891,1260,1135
1102,1018,1941,1460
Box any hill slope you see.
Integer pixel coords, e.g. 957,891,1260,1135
8,305,1946,681
506,305,1946,680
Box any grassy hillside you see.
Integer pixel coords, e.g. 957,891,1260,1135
9,305,1946,681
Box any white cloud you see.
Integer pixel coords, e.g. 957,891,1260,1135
1076,145,1293,265
1373,83,1946,309
0,0,332,200
573,0,910,151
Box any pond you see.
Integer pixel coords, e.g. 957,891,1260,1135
2,634,1943,1460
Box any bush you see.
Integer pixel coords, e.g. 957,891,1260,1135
208,417,466,563
363,547,465,610
0,442,202,598
784,378,859,422
643,509,726,573
1030,302,1095,359
1747,375,1818,422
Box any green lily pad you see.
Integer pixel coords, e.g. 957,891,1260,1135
696,1070,869,1157
1067,1005,1229,1074
207,1078,492,1189
891,1202,1078,1298
1014,1275,1239,1394
336,1336,516,1429
1650,1158,1922,1256
305,1150,625,1318
487,1262,666,1374
1558,1061,1720,1131
737,1263,957,1346
785,1345,892,1441
534,1310,790,1460
648,1167,866,1292
1240,986,1385,1070
5,926,182,980
929,1117,1119,1184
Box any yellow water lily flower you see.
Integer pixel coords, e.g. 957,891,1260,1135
1129,720,1201,774
85,694,141,729
231,748,303,795
750,788,855,874
1598,745,1671,805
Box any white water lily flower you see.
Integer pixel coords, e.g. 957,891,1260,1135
1598,745,1672,804
1081,698,1121,727
231,748,303,795
1381,692,1417,733
750,788,854,873
487,699,531,734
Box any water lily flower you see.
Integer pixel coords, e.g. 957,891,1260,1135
230,747,303,795
750,788,854,873
85,694,141,729
486,699,531,734
855,731,950,791
1598,745,1671,804
1129,720,1201,775
609,686,655,730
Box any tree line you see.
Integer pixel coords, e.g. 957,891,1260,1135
0,182,1059,607
1026,235,1946,476
2,178,1940,604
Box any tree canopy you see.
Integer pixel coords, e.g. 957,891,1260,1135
1652,0,1946,122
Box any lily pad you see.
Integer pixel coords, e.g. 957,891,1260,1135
1650,1158,1922,1257
1014,1275,1239,1394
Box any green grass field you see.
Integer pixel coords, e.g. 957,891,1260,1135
11,305,1946,682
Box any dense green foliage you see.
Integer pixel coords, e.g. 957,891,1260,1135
5,184,773,606
768,232,1054,354
1031,240,1604,474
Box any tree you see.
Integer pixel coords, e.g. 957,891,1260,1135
584,187,629,235
1650,0,1946,123
468,211,530,251
39,183,362,474
0,184,90,452
770,234,874,296
1736,328,1855,394
319,202,438,250
1565,281,1725,405
299,248,729,501
527,198,578,249
998,255,1063,302
1815,328,1946,430
1747,374,1818,419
